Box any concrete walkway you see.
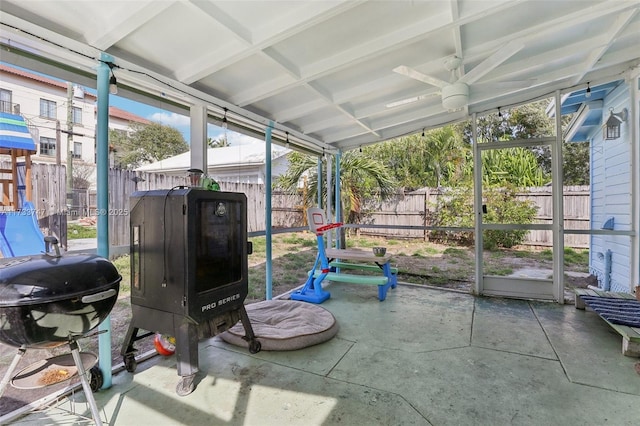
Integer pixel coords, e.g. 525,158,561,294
6,284,640,425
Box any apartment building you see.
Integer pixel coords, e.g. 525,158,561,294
0,64,148,165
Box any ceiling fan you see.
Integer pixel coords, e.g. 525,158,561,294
391,41,525,111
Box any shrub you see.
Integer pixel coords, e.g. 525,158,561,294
430,183,537,249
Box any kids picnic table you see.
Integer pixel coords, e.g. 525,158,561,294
290,208,397,304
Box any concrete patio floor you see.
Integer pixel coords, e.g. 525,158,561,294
6,283,640,425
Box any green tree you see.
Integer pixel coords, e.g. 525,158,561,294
364,125,467,190
458,100,554,144
109,122,188,169
562,141,590,185
423,126,467,187
276,150,395,225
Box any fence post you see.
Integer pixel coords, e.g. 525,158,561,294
423,192,428,242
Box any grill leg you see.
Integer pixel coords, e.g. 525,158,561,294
69,339,103,426
0,345,26,398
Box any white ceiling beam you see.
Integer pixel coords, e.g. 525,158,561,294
230,0,529,107
572,8,639,84
231,11,450,107
251,0,366,45
456,0,637,72
188,0,253,43
301,116,350,135
0,13,100,72
261,46,301,78
305,81,380,138
86,1,173,50
176,0,363,84
325,31,636,125
276,99,328,123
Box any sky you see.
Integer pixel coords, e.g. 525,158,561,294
108,94,262,146
3,61,263,147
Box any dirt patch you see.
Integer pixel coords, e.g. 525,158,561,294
0,233,591,417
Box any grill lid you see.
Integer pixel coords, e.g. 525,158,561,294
0,253,122,307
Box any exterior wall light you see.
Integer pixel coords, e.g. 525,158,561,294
604,107,627,140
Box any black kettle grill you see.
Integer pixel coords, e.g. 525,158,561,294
0,236,121,425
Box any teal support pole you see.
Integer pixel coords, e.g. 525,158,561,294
334,150,341,249
317,157,322,207
96,53,112,388
265,124,273,300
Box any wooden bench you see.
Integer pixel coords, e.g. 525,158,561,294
575,288,640,357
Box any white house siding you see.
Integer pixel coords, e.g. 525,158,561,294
589,83,633,292
0,66,96,163
213,156,289,184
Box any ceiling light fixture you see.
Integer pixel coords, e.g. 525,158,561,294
604,108,627,140
585,82,591,99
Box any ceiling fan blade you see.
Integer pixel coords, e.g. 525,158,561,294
393,65,449,89
386,92,439,108
458,41,524,85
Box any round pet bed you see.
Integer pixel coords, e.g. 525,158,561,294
219,299,339,351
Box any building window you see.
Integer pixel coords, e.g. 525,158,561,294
73,142,82,159
0,89,12,113
40,99,57,119
72,106,82,125
40,136,56,156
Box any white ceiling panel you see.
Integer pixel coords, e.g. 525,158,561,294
1,0,638,153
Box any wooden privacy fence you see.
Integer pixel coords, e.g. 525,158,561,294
12,162,590,249
104,172,304,246
359,186,590,248
517,185,590,248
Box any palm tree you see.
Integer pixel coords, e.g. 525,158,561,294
276,150,396,226
423,126,465,188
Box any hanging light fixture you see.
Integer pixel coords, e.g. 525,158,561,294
221,108,228,129
498,107,502,118
421,128,425,138
285,131,290,148
585,82,591,99
603,107,628,140
107,62,118,95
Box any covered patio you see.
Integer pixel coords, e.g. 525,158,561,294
6,284,640,425
1,0,639,424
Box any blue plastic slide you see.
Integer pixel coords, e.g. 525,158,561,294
0,201,46,257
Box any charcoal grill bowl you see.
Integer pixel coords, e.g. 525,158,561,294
0,253,121,348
